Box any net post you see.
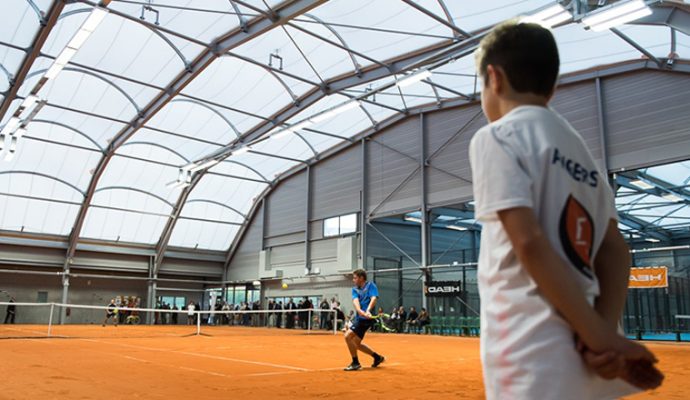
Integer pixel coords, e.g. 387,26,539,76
307,309,312,334
48,303,55,337
196,311,201,335
333,309,337,335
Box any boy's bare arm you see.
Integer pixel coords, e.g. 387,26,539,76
593,220,632,329
498,207,615,351
498,207,662,389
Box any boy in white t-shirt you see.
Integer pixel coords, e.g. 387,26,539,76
469,21,663,399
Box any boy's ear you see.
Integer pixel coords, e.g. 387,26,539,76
486,64,503,94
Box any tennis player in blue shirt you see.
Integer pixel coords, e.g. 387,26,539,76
344,268,385,371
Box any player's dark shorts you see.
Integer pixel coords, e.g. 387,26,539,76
350,318,375,339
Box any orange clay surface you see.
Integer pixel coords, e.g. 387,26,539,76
0,325,688,399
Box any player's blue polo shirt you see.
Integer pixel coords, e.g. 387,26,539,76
352,281,379,321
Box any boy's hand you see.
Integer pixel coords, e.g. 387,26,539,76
613,338,664,390
577,337,664,390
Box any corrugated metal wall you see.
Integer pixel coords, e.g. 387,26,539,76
266,172,306,238
367,118,421,217
603,71,690,170
311,146,362,221
229,205,263,281
228,68,690,282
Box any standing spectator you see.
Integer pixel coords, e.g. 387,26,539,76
252,301,260,327
4,297,16,324
286,299,296,329
276,301,284,328
319,298,330,330
303,297,314,329
221,301,231,325
194,301,201,324
118,298,127,325
267,299,276,328
297,299,305,329
187,301,195,325
406,306,419,333
171,304,179,325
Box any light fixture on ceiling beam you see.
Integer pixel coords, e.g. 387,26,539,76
43,7,108,81
403,216,422,223
645,238,660,243
447,225,468,231
185,159,220,172
311,100,361,123
582,0,652,32
273,119,313,140
396,69,432,88
630,179,654,190
522,4,572,28
661,193,683,203
231,146,251,156
167,168,192,189
0,117,20,136
3,136,18,162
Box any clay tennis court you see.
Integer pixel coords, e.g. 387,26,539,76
0,326,687,399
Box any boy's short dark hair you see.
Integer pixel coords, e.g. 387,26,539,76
475,20,560,97
353,268,367,280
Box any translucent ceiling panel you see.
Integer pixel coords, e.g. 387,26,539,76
0,165,84,204
80,207,168,244
278,22,359,81
251,133,313,161
32,104,128,148
645,162,690,186
310,0,446,65
180,201,246,225
429,57,481,98
43,3,203,88
139,99,242,152
0,1,43,50
555,25,655,74
129,127,221,165
30,67,141,122
5,127,100,193
232,25,325,84
211,160,271,183
0,46,27,92
95,154,180,213
181,56,294,121
168,219,240,251
445,0,550,33
0,172,83,235
108,0,242,44
0,196,80,236
228,152,299,181
189,173,267,216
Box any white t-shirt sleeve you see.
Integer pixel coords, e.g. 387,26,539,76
470,126,534,221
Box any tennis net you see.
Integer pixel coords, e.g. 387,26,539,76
0,302,339,339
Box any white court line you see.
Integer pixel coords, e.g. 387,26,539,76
242,363,403,377
79,338,310,371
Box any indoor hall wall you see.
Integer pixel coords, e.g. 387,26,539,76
228,67,690,285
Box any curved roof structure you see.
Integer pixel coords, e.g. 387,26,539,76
0,0,688,262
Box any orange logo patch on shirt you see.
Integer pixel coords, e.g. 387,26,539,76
559,195,594,279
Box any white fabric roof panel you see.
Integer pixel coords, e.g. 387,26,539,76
0,0,686,254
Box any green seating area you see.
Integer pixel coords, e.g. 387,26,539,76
425,316,480,337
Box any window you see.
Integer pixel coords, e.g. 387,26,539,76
37,291,48,303
323,213,358,238
159,296,186,310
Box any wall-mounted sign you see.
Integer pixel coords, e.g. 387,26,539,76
424,281,462,297
629,266,668,289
